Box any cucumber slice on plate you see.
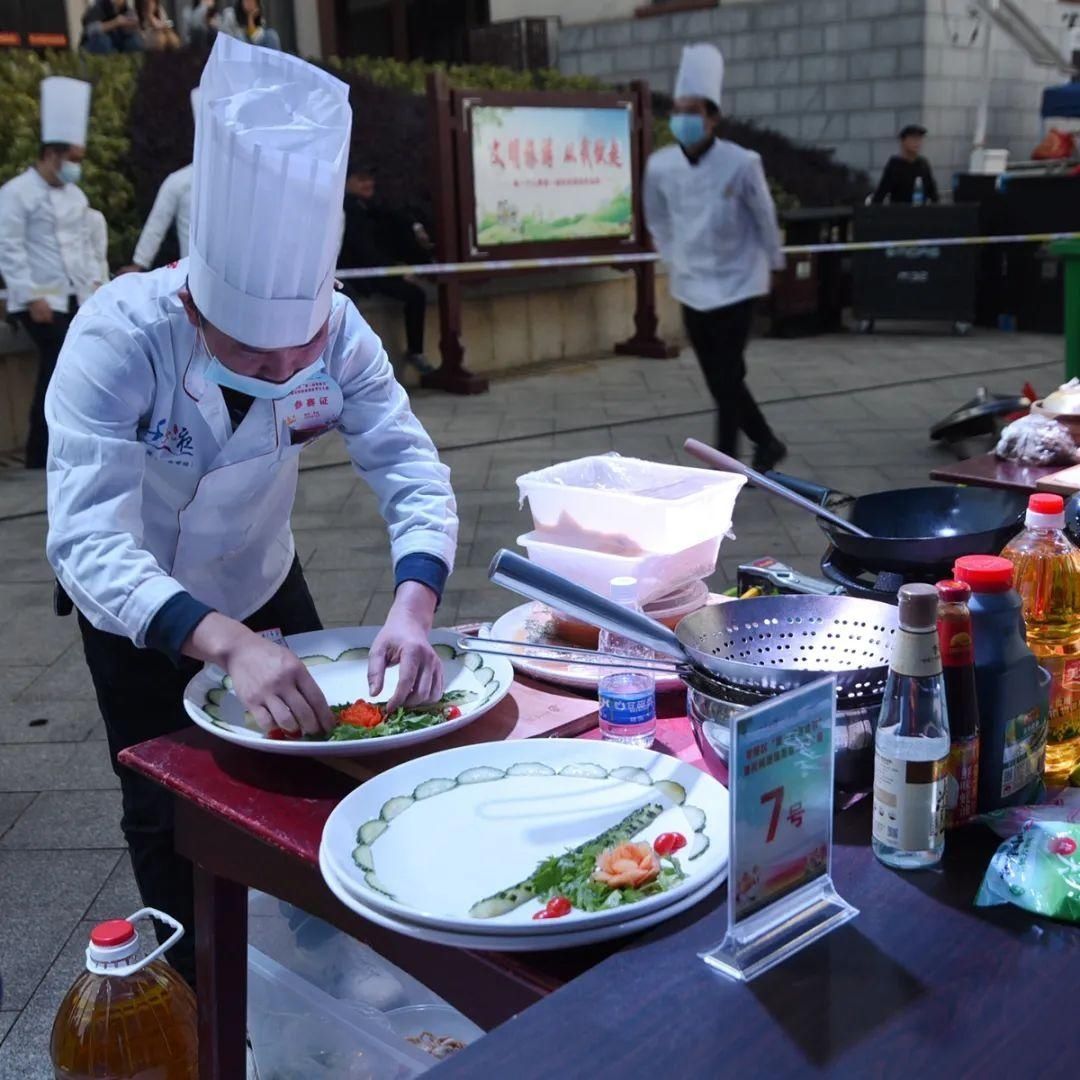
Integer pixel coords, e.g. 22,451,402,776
473,667,496,687
688,833,710,860
352,844,374,871
413,777,456,800
300,654,334,667
203,703,223,722
684,805,706,833
463,652,484,671
358,819,387,845
222,675,234,692
559,763,609,779
609,766,653,787
456,766,506,785
364,870,393,898
432,643,456,660
380,795,414,821
506,762,555,777
206,688,227,707
337,647,370,663
654,780,687,806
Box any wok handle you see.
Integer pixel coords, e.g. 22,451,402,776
683,439,873,540
766,471,833,505
487,550,687,662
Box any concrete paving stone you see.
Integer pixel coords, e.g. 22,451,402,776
0,919,98,1079
85,852,141,921
0,698,99,745
0,1011,16,1044
16,648,96,704
0,744,77,793
0,790,124,850
0,667,48,702
0,793,34,840
52,741,119,792
0,593,78,668
0,852,116,1010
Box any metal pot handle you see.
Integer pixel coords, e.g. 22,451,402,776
487,550,687,661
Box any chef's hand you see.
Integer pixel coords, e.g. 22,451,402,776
28,299,53,325
184,614,333,736
368,582,441,712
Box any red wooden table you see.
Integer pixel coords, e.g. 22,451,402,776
122,686,1080,1079
930,452,1061,493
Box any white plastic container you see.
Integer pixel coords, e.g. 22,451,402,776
516,454,745,555
517,530,721,604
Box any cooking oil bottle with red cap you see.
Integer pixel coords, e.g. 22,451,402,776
50,909,196,1079
1001,492,1080,784
953,555,1050,812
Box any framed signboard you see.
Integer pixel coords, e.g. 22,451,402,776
455,90,647,263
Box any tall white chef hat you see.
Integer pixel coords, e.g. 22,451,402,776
674,44,725,107
188,35,352,349
41,77,91,147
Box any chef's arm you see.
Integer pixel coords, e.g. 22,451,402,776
0,185,35,308
45,323,191,645
132,174,181,270
743,157,786,272
642,162,674,263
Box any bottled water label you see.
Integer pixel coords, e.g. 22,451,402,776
599,684,656,727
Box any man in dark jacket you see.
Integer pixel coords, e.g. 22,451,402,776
339,164,433,374
872,125,939,205
81,0,144,53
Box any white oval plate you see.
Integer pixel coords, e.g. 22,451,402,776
321,739,728,935
319,842,724,952
183,628,514,757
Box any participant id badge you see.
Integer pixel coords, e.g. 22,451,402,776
700,676,858,982
277,374,344,445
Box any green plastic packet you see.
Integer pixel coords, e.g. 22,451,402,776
975,820,1080,923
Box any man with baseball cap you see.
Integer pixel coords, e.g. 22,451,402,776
872,124,940,204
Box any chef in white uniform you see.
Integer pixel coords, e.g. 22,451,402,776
644,44,787,471
46,37,457,983
0,77,93,468
123,90,197,272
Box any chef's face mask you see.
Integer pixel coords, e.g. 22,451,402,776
198,315,329,400
669,113,708,149
59,160,82,185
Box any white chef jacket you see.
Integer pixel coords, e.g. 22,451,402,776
0,167,92,314
80,208,109,306
45,262,459,647
643,140,785,313
132,164,192,268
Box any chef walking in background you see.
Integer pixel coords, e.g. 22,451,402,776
0,77,94,469
122,91,198,273
46,37,457,983
643,44,787,471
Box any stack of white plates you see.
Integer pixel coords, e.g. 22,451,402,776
319,740,729,951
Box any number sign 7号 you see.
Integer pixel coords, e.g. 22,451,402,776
761,787,784,843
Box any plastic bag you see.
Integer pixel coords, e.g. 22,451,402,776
995,414,1079,466
1032,129,1076,161
974,820,1080,922
975,787,1080,838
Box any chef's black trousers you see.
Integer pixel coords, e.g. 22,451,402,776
17,307,74,469
350,278,426,355
76,558,322,987
682,299,775,456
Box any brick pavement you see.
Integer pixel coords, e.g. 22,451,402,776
0,328,1064,1074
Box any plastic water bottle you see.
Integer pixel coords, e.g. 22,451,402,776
872,584,950,870
50,910,197,1079
598,576,657,748
912,176,925,206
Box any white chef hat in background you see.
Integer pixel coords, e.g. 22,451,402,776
41,77,92,147
188,35,352,349
674,44,725,108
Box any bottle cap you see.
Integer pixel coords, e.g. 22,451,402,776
88,919,140,965
609,576,638,604
953,554,1014,592
1025,492,1065,530
897,583,939,631
935,579,971,604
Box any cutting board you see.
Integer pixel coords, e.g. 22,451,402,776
1036,463,1080,496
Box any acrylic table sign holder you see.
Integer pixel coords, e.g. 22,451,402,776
701,676,858,983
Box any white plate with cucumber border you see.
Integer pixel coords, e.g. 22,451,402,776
318,839,725,951
182,628,514,756
320,739,729,935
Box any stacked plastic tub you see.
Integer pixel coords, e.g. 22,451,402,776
515,455,746,627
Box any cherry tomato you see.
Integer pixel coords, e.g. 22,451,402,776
1049,835,1077,857
653,832,688,857
532,896,573,920
445,706,462,720
266,726,299,741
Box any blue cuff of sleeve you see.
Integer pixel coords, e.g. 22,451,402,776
394,553,449,603
145,591,215,666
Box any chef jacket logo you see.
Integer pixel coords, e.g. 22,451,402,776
144,418,194,460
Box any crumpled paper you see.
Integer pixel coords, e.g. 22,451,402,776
995,413,1079,466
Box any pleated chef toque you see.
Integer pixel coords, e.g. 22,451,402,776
188,35,352,348
41,77,91,147
674,44,725,107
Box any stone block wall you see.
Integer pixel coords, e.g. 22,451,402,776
559,0,1072,190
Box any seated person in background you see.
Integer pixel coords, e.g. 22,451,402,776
81,0,144,53
140,0,181,50
339,162,435,376
872,124,939,205
182,0,219,47
219,0,281,50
